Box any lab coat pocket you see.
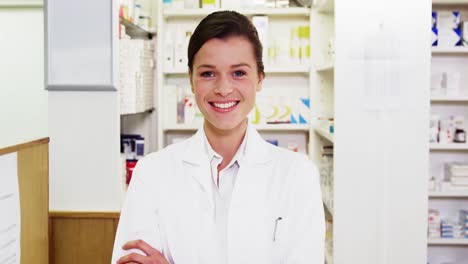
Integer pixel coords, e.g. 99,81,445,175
271,216,287,264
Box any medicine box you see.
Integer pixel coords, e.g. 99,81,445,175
435,11,462,47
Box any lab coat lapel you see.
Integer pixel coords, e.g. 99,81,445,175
228,125,276,263
181,129,214,209
232,123,275,206
181,129,217,264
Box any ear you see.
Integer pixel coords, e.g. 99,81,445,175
256,72,265,92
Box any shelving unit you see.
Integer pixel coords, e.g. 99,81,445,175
323,195,334,217
433,0,468,5
162,7,311,18
120,18,156,38
429,1,468,262
314,0,334,13
116,6,157,161
432,47,468,54
428,238,468,245
429,191,468,198
430,143,468,150
314,126,334,143
431,96,468,102
325,252,333,264
309,0,335,263
315,62,334,72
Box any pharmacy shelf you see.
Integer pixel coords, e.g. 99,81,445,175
314,126,334,143
432,47,468,54
164,124,310,132
265,65,310,73
433,0,468,5
163,65,310,75
120,107,155,116
428,238,468,245
0,1,43,7
430,143,468,150
315,62,334,73
162,7,311,18
431,96,468,102
323,196,334,217
325,252,333,264
429,191,468,198
313,0,335,13
120,17,156,38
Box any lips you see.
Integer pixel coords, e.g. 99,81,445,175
209,100,240,112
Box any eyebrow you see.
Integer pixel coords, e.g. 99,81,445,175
196,63,252,69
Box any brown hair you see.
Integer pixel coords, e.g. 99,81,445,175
187,11,265,77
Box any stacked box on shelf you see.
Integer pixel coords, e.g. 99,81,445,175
119,35,155,114
432,11,463,47
140,41,154,112
441,219,465,238
445,163,468,191
119,34,132,114
248,96,310,125
428,209,441,238
460,210,468,238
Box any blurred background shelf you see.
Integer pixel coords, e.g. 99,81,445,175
163,7,311,18
314,126,334,143
429,191,468,198
431,96,468,102
428,238,468,245
120,17,156,38
164,124,310,132
430,143,468,150
432,47,468,54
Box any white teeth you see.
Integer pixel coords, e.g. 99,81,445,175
213,102,237,109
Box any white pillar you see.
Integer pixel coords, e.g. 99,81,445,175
46,0,123,211
334,0,430,263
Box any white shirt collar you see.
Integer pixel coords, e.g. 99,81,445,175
202,125,249,168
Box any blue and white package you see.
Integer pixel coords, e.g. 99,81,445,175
435,11,462,46
438,26,462,46
298,98,310,124
432,28,438,46
436,11,461,30
432,12,438,46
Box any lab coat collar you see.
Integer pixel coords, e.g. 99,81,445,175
182,123,273,200
181,122,273,166
202,124,248,168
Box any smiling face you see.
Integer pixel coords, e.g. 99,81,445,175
190,36,264,134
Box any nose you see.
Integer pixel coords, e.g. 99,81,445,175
214,76,233,97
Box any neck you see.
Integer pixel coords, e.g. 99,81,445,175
204,119,247,170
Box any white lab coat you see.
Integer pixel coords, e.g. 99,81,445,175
112,124,325,264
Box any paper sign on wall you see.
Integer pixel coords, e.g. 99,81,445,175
0,153,20,264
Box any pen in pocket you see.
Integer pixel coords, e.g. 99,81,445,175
273,217,282,242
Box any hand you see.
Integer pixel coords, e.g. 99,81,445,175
117,239,170,264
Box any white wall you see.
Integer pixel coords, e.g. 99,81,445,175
49,92,122,211
0,6,47,148
334,0,430,263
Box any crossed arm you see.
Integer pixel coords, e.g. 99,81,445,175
112,158,171,264
116,240,169,264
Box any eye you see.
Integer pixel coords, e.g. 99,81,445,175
200,71,215,78
233,70,246,78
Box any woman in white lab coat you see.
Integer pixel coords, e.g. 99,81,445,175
113,10,325,264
